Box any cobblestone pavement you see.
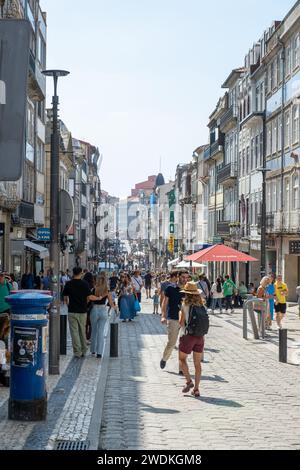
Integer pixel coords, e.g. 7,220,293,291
100,297,300,450
0,319,109,450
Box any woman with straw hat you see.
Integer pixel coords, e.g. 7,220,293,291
179,282,208,398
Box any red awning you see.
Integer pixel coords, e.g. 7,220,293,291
186,244,258,263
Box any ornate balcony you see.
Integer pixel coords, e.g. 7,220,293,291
217,163,237,186
217,221,231,236
0,182,21,212
219,106,238,133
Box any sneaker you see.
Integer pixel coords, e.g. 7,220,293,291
231,309,235,314
178,370,184,376
211,310,215,315
160,359,166,369
220,310,223,314
97,354,102,358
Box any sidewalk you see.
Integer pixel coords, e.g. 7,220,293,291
0,318,110,450
99,297,300,450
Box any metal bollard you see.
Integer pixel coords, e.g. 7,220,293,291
279,329,287,363
60,308,67,355
110,323,118,358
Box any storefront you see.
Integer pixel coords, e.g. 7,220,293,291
10,239,49,279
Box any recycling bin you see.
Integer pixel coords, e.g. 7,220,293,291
5,292,53,421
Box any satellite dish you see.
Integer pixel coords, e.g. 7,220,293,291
60,189,74,235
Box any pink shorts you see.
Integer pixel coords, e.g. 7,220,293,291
179,335,204,354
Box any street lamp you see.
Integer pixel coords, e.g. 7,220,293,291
42,69,69,375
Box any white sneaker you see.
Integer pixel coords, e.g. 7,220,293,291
211,310,215,314
220,310,223,314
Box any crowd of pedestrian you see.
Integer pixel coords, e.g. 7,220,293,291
1,263,300,398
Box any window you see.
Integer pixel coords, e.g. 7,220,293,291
284,178,290,211
276,179,281,212
36,139,44,173
255,135,259,168
81,206,87,219
286,44,291,76
81,183,87,196
271,61,276,90
27,101,35,147
292,104,299,144
292,173,299,210
259,132,263,166
23,163,34,203
37,32,46,69
277,55,282,84
256,86,260,112
272,119,277,154
246,146,250,174
293,33,300,69
37,100,45,122
278,114,282,151
242,149,246,176
285,110,291,148
250,138,254,170
266,122,272,156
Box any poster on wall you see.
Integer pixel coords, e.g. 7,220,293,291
12,327,38,367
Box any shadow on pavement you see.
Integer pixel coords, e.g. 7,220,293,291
201,375,228,383
139,402,180,415
184,395,243,407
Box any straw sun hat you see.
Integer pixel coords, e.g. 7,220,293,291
180,282,202,295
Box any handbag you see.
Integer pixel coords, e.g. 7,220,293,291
134,298,141,313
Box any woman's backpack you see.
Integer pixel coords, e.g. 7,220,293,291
216,282,222,293
186,305,209,337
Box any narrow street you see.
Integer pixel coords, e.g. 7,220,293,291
100,296,300,450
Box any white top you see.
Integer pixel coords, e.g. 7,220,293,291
211,283,223,299
131,276,143,293
179,304,190,337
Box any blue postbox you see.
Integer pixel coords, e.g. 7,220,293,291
5,292,53,421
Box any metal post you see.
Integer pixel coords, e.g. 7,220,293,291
49,76,60,375
42,70,70,375
243,301,248,340
110,323,118,357
279,329,287,363
60,308,67,355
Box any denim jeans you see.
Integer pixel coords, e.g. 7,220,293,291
212,298,223,311
90,305,108,355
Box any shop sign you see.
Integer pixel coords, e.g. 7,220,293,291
37,228,51,241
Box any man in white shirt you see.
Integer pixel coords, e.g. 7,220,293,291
132,270,144,303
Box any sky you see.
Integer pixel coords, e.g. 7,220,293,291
41,0,296,198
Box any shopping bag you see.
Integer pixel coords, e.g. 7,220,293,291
134,298,141,313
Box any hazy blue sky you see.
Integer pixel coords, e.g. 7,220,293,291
41,0,295,197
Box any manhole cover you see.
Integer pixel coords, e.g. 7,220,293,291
55,440,90,450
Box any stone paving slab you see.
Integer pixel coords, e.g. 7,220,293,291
100,297,300,450
0,318,110,450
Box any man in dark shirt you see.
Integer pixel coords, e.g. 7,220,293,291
63,267,92,358
109,272,119,291
144,271,153,299
160,270,189,370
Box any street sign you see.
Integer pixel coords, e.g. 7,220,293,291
168,235,175,253
0,20,30,180
213,237,223,245
60,189,74,235
37,228,51,242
